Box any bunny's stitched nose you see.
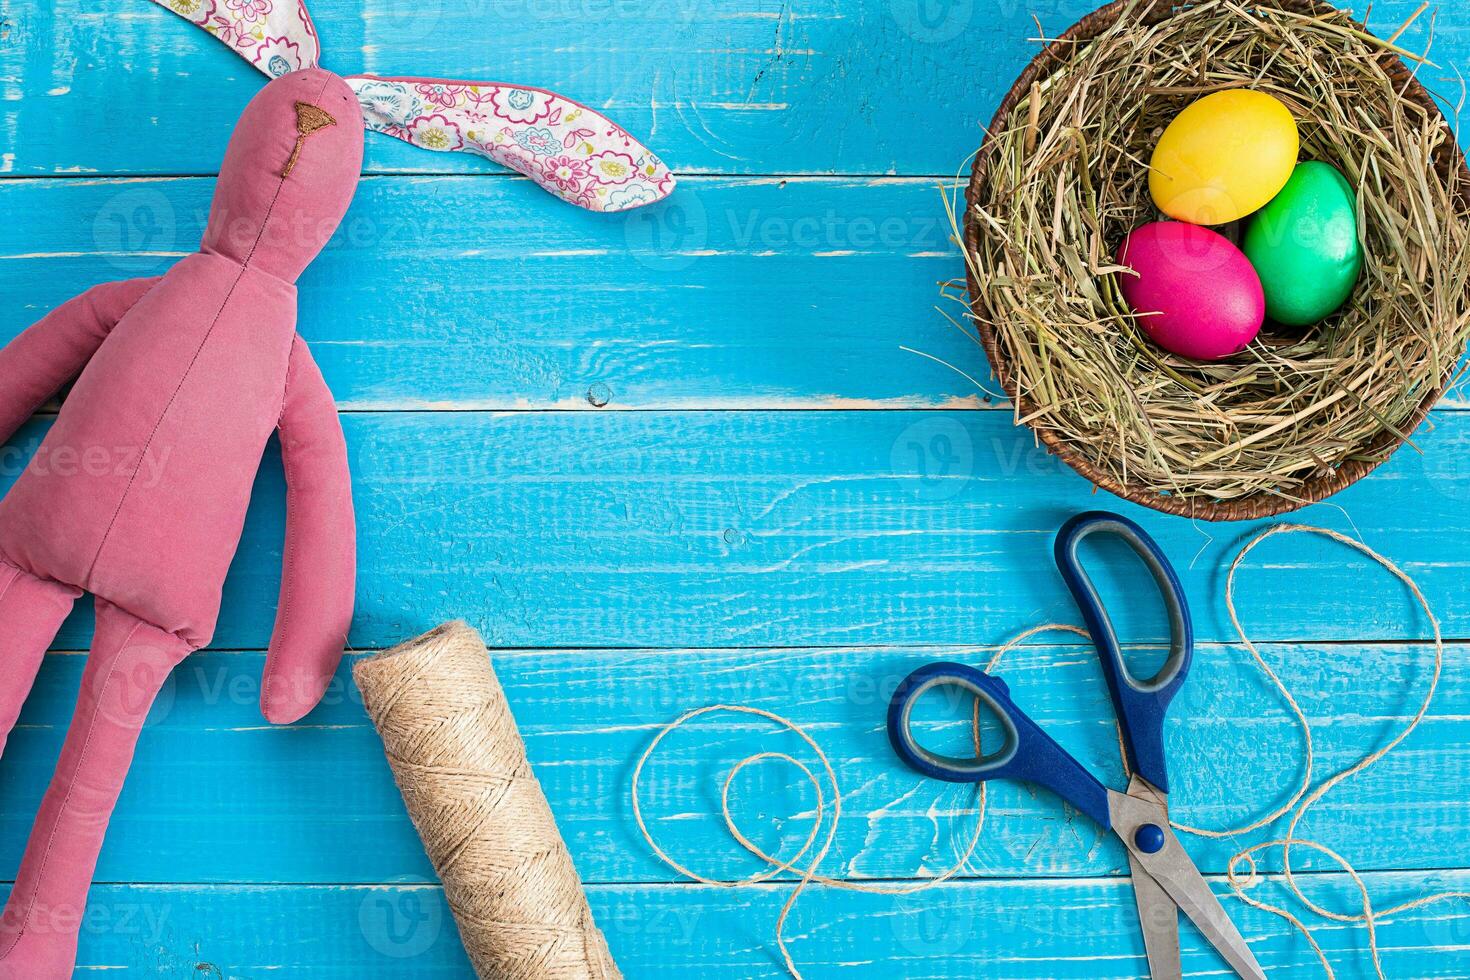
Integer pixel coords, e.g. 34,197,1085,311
282,101,338,177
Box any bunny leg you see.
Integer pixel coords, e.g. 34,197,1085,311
0,559,81,758
0,599,191,979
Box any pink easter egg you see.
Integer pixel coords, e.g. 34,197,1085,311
1116,221,1265,360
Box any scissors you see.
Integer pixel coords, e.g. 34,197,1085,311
886,511,1265,980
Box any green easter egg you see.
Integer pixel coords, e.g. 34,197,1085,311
1243,161,1363,326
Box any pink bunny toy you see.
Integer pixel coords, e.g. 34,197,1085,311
0,68,364,976
0,1,672,973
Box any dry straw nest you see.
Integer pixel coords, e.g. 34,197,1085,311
959,0,1470,519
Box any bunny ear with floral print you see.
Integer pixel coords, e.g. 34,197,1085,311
149,0,675,213
346,75,674,212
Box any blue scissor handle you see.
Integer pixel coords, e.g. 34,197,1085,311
886,661,1112,829
1054,511,1193,793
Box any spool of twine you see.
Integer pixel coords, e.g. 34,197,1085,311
354,622,621,980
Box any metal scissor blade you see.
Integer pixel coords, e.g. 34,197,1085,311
1124,777,1181,980
1110,790,1266,980
1127,849,1181,980
1141,850,1265,980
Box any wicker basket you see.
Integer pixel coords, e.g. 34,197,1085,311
965,0,1470,520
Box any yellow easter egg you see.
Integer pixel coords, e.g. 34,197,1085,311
1149,90,1299,226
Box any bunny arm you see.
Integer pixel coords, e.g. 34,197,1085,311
260,335,356,725
0,278,161,444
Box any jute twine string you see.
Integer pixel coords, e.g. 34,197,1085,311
355,622,621,980
632,526,1467,978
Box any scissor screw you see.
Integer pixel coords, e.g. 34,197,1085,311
1134,824,1166,854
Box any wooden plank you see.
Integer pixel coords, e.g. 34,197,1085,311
0,175,985,410
36,872,1470,977
2,407,1467,652
0,0,1083,177
5,174,1467,412
2,1,1456,178
2,641,1462,885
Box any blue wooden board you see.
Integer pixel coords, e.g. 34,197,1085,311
9,872,1470,977
0,176,983,411
2,0,1469,977
2,642,1464,885
2,409,1469,651
0,0,1455,177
